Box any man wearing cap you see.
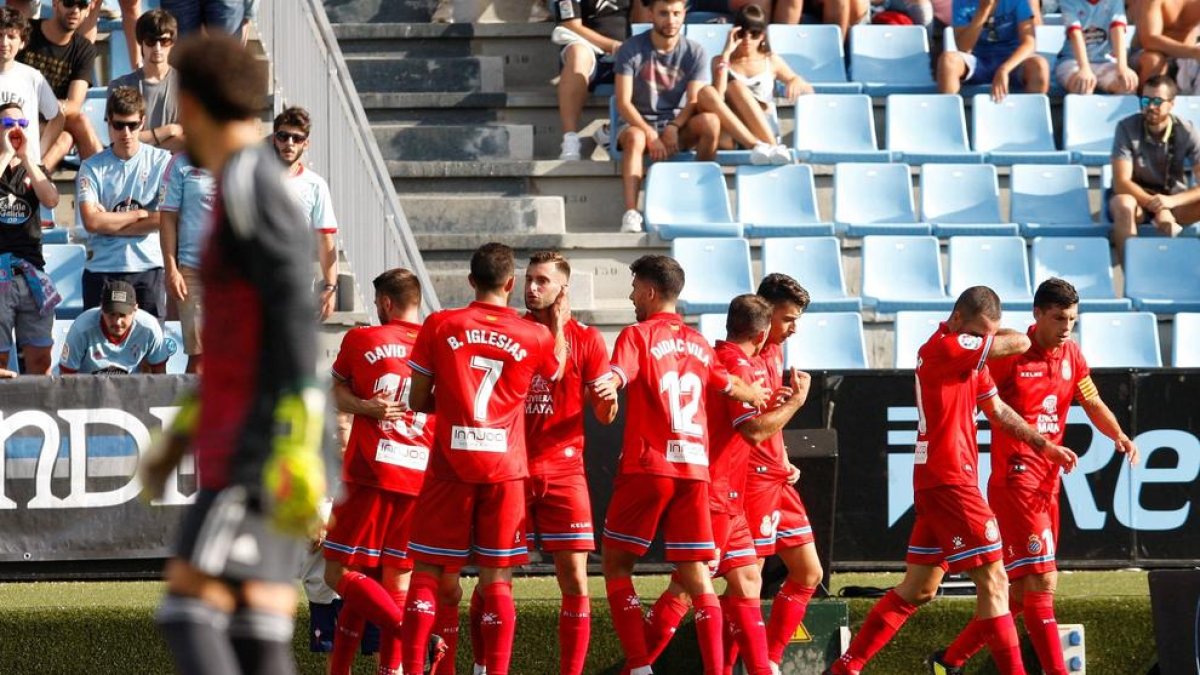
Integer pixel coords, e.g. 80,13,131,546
59,279,175,374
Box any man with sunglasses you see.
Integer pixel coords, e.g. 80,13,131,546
17,0,105,172
110,9,184,152
1109,74,1200,256
0,7,65,170
77,85,171,320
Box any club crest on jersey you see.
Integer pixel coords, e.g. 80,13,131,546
1037,394,1061,434
1062,360,1072,381
957,334,983,350
1042,395,1058,415
1027,534,1043,555
985,519,1000,542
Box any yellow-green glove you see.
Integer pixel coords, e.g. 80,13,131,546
263,387,328,537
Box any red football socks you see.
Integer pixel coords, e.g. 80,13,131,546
469,586,486,668
328,606,365,675
559,594,591,675
726,596,772,675
435,601,460,666
943,616,991,666
985,613,1028,674
400,572,440,675
833,589,918,673
766,581,817,664
481,581,517,675
336,572,406,672
643,591,690,663
1024,592,1067,675
606,577,651,669
694,593,725,675
720,595,738,675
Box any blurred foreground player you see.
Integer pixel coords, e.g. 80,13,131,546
141,34,327,675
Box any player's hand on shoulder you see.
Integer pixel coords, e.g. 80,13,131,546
592,374,619,402
1044,443,1078,473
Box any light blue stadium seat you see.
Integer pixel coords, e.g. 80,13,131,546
685,11,731,23
735,165,834,236
834,163,929,235
1123,238,1200,312
849,25,937,95
631,23,651,35
1029,237,1131,311
644,162,742,238
1035,25,1065,89
1078,312,1162,367
696,313,725,346
886,95,984,164
672,237,754,313
685,24,733,61
163,321,189,374
1174,96,1200,131
1172,313,1200,367
1063,94,1139,165
947,236,1033,310
972,94,1070,164
893,311,946,368
49,319,73,374
768,24,861,94
920,163,1016,236
108,29,133,82
44,244,86,319
82,96,110,148
1011,164,1106,236
784,312,869,369
861,235,953,312
793,94,893,163
761,236,862,311
1042,12,1063,25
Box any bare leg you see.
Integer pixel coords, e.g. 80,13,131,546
937,50,968,94
1109,193,1139,262
558,44,594,134
618,126,648,211
724,80,776,144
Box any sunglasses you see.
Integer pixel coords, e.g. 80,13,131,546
1141,96,1173,108
141,35,174,47
1,118,28,129
109,119,142,131
274,131,308,144
61,0,91,9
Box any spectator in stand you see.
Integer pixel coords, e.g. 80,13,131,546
712,6,811,155
936,0,1048,101
1109,75,1200,255
1054,0,1137,94
158,151,212,373
773,0,869,43
1133,0,1200,82
0,100,59,375
17,0,104,171
77,86,171,318
59,279,175,374
6,1,143,72
0,7,65,169
615,0,791,233
160,0,244,36
109,9,184,152
552,0,627,160
273,106,339,320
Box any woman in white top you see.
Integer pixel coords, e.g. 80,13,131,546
711,5,813,164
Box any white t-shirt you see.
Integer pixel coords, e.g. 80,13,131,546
285,165,338,234
0,61,60,167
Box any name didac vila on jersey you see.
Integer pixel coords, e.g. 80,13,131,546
650,337,712,365
364,343,407,364
448,329,528,361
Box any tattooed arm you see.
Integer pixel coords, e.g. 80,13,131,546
979,394,1078,472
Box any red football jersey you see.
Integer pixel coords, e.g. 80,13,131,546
988,327,1090,493
610,312,732,481
524,317,612,478
706,341,766,514
331,320,433,495
747,341,789,481
913,323,999,491
408,302,557,484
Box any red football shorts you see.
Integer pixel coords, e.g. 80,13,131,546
322,482,417,570
744,476,815,557
989,484,1060,581
526,473,595,552
711,509,758,578
602,474,715,562
906,484,1003,573
406,476,529,568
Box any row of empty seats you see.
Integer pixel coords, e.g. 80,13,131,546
670,236,1200,315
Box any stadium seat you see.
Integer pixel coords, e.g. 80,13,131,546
833,163,929,235
793,94,892,163
81,96,110,148
784,312,870,369
1123,238,1200,312
44,244,86,319
971,94,1071,164
1034,25,1066,76
163,321,189,374
696,313,725,346
885,95,984,164
861,235,953,312
1078,312,1162,367
1029,237,1132,311
893,311,946,368
1173,96,1200,131
848,25,937,95
919,163,1017,236
768,24,861,93
735,165,835,236
947,236,1033,310
672,237,753,313
684,24,733,61
631,23,651,35
1011,164,1105,236
108,29,133,81
48,319,73,374
761,236,862,311
1063,94,1139,165
644,162,742,239
1172,313,1200,367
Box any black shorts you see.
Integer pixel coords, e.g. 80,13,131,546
175,487,306,584
82,268,167,320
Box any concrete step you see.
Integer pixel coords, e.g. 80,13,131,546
325,0,440,24
344,55,505,93
400,194,565,234
374,122,534,161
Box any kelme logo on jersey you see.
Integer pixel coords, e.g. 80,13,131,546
450,425,507,452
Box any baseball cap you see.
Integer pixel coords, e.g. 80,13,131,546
101,281,137,314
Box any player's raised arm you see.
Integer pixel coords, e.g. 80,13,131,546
739,369,810,445
987,327,1032,360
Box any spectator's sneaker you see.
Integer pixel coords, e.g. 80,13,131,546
529,0,553,21
560,132,582,160
750,142,773,165
769,144,792,165
925,649,964,675
620,209,644,233
472,664,488,675
593,123,611,149
431,0,454,23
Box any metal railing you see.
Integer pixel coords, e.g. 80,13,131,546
256,0,440,314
